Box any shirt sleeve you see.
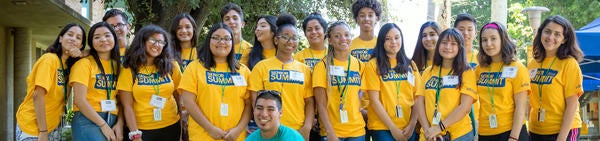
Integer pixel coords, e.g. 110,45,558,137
312,61,327,88
563,59,584,98
178,61,199,95
33,55,58,92
241,67,252,99
460,69,478,102
413,68,424,98
513,63,531,95
363,61,380,91
117,67,134,92
304,65,313,98
248,63,264,92
69,58,91,87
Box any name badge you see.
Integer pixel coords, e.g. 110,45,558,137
100,100,117,112
220,103,229,116
289,71,305,82
340,110,348,124
489,114,498,128
153,108,162,121
231,75,247,86
501,67,518,78
330,66,346,76
529,69,538,79
396,105,403,118
442,75,459,86
150,95,167,109
538,108,546,122
432,109,442,125
407,71,415,86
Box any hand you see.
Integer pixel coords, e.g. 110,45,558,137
133,138,142,141
556,136,567,141
402,124,416,139
66,47,83,57
223,127,243,141
425,126,442,140
298,126,311,141
326,133,340,141
390,128,407,141
112,123,123,141
100,123,116,141
207,126,227,140
37,132,49,141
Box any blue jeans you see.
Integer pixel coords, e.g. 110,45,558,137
322,135,365,141
369,130,419,141
453,130,475,141
72,112,117,141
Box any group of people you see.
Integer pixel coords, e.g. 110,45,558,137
15,0,585,141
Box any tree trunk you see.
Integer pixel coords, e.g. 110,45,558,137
438,0,451,29
491,0,508,25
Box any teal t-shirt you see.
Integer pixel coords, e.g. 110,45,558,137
245,125,304,141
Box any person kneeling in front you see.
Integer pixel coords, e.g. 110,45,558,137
246,90,304,141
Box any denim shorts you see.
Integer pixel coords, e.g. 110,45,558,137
71,112,117,141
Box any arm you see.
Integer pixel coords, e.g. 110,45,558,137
314,87,338,140
402,104,418,137
415,96,430,129
368,90,406,140
426,94,473,139
113,100,124,141
508,91,527,140
224,94,253,140
299,96,315,140
33,86,49,139
181,90,226,139
118,91,139,131
556,95,579,141
72,83,115,140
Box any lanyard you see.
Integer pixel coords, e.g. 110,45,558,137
395,73,401,105
435,66,452,109
537,57,557,107
334,55,351,108
98,60,115,100
57,56,68,107
486,63,503,113
144,66,160,96
212,67,230,102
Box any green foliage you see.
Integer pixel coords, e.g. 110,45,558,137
525,0,600,29
506,2,533,64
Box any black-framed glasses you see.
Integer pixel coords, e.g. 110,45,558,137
111,23,127,29
210,36,232,43
148,38,166,47
277,35,299,42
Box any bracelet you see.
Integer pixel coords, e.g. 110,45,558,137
39,129,48,132
509,136,518,140
128,130,143,140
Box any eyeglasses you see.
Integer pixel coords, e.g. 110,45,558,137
277,35,299,42
148,38,166,47
210,36,232,43
258,90,281,96
111,23,127,29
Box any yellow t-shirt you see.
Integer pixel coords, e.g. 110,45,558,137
248,57,313,129
294,48,327,69
178,61,250,141
467,50,479,68
350,37,377,62
312,56,366,137
240,48,276,68
528,56,583,135
69,56,119,115
116,63,182,130
180,47,197,71
419,65,478,140
364,59,423,130
234,40,253,62
475,61,530,135
120,47,126,64
16,53,66,135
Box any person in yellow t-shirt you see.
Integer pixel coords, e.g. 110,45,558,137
454,14,480,139
294,13,328,69
15,23,86,141
528,15,584,141
70,22,124,141
170,13,199,72
220,3,253,62
416,28,478,141
412,21,441,73
179,23,251,141
364,23,422,141
102,9,131,64
313,21,366,140
475,22,530,141
244,15,277,70
249,13,314,140
117,25,182,141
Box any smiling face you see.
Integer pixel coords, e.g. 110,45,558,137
105,15,129,43
328,25,352,53
253,98,282,132
480,28,502,60
422,26,439,53
356,7,378,32
384,27,403,57
255,18,274,43
305,19,325,46
438,35,460,60
145,33,166,60
92,26,115,54
274,27,299,55
223,10,244,36
210,28,233,59
176,18,194,42
540,22,566,56
59,26,84,56
456,20,476,47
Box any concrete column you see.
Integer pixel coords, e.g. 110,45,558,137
427,0,436,21
13,28,33,138
491,0,508,25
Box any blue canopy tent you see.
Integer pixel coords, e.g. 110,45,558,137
577,17,600,92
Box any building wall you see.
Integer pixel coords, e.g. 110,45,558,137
65,0,82,14
91,0,105,23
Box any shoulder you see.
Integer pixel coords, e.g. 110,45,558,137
73,56,94,67
237,63,251,74
242,40,253,48
38,53,61,63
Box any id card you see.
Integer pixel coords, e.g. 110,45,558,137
442,75,459,86
489,114,498,128
289,71,305,82
220,103,229,116
231,75,247,86
407,71,415,86
501,67,518,78
396,105,403,118
150,95,167,109
100,100,117,112
529,69,538,79
330,66,346,76
340,110,348,124
432,109,442,125
538,108,546,122
153,108,162,121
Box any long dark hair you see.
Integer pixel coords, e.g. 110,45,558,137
45,23,87,70
477,22,517,67
197,23,238,73
432,28,470,88
533,15,584,62
87,22,121,80
248,15,277,70
123,24,173,77
412,21,440,72
169,13,198,63
371,23,411,75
